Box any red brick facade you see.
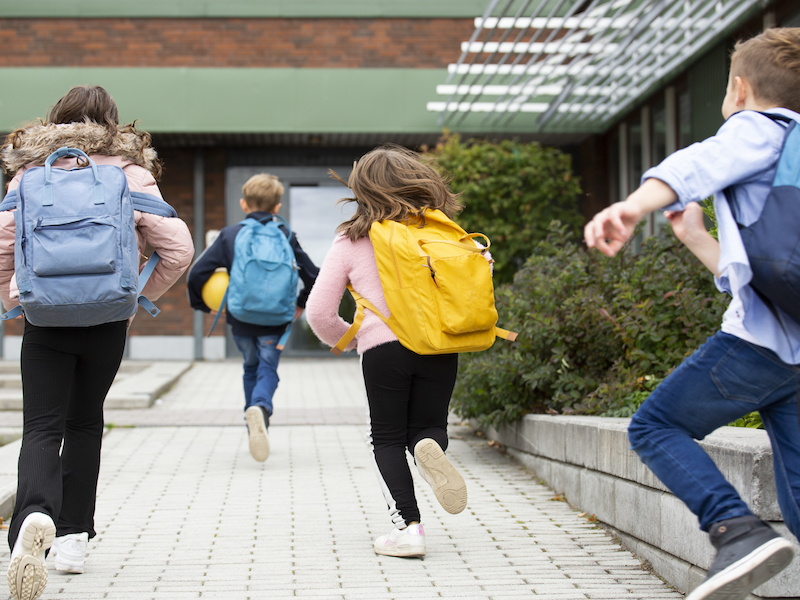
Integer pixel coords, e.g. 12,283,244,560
0,18,474,68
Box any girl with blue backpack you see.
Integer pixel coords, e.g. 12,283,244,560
0,85,193,600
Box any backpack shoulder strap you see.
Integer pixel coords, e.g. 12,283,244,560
758,111,794,126
131,192,178,218
0,190,17,212
331,284,390,355
0,189,178,218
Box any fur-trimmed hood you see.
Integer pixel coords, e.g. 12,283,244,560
1,121,158,176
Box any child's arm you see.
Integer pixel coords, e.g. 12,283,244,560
585,178,678,257
0,211,16,311
186,235,230,312
288,235,320,319
664,202,721,277
305,236,356,351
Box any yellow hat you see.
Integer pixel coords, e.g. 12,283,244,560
201,269,229,312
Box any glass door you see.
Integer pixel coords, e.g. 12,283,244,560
283,184,356,354
223,166,355,357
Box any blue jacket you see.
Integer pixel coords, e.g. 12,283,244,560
187,212,319,337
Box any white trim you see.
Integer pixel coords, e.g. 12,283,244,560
433,0,764,132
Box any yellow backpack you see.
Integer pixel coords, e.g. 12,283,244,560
332,209,517,356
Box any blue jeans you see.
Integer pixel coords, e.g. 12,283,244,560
628,331,800,539
233,334,281,416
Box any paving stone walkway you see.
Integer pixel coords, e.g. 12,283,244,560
0,358,684,599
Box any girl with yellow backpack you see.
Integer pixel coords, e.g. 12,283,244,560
306,145,513,558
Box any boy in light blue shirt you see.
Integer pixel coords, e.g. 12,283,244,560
585,28,799,600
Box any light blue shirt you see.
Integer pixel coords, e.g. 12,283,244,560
643,108,800,365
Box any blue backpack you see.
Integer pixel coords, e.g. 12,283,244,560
209,215,299,347
728,113,800,324
0,147,178,327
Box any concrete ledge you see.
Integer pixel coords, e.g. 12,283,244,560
0,361,193,410
483,415,800,599
104,361,193,408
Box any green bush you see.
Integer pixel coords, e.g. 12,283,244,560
427,133,583,284
452,221,729,427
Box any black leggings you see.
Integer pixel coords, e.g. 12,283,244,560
362,341,458,528
9,319,127,550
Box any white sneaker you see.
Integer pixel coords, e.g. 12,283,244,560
373,524,426,557
414,438,467,514
50,532,88,574
245,406,270,462
7,512,55,600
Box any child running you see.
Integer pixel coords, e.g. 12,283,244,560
584,28,800,600
187,174,318,462
305,145,469,558
0,84,193,600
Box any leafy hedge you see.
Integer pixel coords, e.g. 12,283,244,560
427,133,583,285
452,222,729,427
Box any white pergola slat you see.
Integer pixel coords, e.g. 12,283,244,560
428,0,767,133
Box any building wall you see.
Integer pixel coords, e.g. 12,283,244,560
0,13,475,355
0,18,474,69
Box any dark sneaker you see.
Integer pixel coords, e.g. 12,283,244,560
245,406,270,462
686,515,795,600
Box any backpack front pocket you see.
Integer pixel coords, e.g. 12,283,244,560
430,253,498,334
32,216,117,276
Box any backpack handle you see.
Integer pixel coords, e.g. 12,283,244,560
43,147,104,207
418,233,492,253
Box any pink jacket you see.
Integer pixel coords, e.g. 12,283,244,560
305,233,397,355
0,155,194,313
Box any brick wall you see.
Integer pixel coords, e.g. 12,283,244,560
127,147,227,337
0,18,474,68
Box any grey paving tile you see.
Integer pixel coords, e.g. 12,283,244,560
0,360,682,599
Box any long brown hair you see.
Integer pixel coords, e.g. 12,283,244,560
332,145,462,241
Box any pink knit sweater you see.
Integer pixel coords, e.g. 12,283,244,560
305,233,397,355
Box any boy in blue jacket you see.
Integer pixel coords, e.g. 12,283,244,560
187,174,318,462
585,28,799,600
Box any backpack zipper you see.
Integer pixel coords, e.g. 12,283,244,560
425,256,438,287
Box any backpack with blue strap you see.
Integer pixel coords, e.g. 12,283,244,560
726,113,800,325
208,214,299,350
0,146,178,327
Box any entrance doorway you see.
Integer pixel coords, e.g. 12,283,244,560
224,166,355,356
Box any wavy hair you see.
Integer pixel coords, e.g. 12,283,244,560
331,145,462,242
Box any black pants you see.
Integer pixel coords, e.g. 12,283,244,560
9,319,127,550
362,341,458,528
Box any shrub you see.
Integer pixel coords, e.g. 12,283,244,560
426,133,583,284
452,221,729,427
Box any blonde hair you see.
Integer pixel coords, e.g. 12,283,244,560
331,145,462,242
242,174,284,212
731,27,800,113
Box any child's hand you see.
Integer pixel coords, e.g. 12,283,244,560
584,200,645,257
294,306,304,320
665,202,706,245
